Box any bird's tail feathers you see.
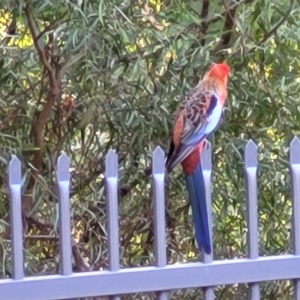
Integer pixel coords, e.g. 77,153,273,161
185,161,211,254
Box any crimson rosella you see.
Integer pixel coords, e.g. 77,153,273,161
166,63,230,254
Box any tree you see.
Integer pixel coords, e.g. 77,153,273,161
0,0,298,298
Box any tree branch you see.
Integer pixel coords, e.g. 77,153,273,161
207,0,254,26
200,0,210,46
24,4,60,172
24,5,57,88
220,0,236,46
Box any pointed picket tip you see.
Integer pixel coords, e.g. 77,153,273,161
290,136,300,164
245,139,257,168
105,149,118,178
57,153,70,182
9,155,21,185
152,146,165,175
201,140,212,171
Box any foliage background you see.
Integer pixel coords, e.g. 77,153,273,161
0,0,299,299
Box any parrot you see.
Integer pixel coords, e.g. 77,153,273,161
166,63,230,254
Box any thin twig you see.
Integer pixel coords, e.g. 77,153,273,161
247,0,294,55
257,0,294,46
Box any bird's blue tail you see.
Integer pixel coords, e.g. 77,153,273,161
185,161,211,254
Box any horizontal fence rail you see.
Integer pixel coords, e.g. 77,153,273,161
0,138,300,300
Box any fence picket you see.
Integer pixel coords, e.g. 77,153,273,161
152,146,168,300
290,137,300,300
8,155,24,280
245,140,260,300
201,141,215,300
106,150,121,300
57,153,72,276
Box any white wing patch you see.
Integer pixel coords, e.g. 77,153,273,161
204,98,222,134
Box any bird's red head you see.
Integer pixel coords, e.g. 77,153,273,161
203,62,230,87
206,63,230,78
